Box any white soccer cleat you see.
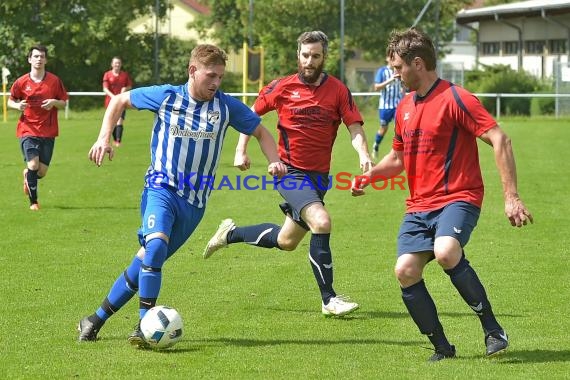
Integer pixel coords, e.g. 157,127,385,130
203,218,235,259
372,144,379,161
322,295,359,317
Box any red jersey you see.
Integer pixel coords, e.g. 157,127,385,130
254,73,363,173
10,72,68,138
102,70,133,107
393,79,497,212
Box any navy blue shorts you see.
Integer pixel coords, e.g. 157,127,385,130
137,186,205,258
19,136,55,165
397,201,480,256
276,166,330,230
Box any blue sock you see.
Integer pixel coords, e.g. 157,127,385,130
228,224,281,249
374,133,384,147
401,280,452,351
309,233,335,303
445,255,502,334
139,238,168,319
95,256,142,322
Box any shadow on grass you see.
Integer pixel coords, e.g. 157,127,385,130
498,349,570,364
191,336,424,348
264,307,410,320
265,308,525,320
77,336,200,354
438,311,526,319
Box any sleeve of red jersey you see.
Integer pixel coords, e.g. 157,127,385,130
57,77,69,101
454,87,497,136
339,84,363,126
392,104,404,151
9,78,22,100
125,72,133,87
252,80,276,116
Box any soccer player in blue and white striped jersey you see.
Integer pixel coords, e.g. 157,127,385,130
372,57,405,160
78,44,287,346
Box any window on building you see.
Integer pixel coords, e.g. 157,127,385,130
504,41,519,55
549,39,567,55
454,24,471,42
482,42,500,55
525,40,545,54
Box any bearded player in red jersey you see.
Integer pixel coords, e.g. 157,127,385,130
203,31,374,317
8,45,68,210
352,28,533,361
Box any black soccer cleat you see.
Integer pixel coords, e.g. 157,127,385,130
128,321,150,349
428,345,456,362
78,316,100,342
485,330,509,357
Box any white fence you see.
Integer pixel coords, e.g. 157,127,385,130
4,91,570,120
353,92,570,119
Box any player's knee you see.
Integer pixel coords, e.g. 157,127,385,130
37,168,48,178
307,214,331,233
27,163,40,171
433,249,462,270
394,262,422,285
277,237,299,251
143,238,169,268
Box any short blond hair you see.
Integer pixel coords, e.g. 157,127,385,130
190,44,228,67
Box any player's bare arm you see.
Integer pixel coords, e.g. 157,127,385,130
88,92,132,166
479,125,533,227
351,148,404,196
250,125,287,178
374,74,400,91
7,99,27,111
234,133,252,171
40,98,66,110
347,123,374,173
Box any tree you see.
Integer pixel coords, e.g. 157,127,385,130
0,0,172,108
195,0,472,80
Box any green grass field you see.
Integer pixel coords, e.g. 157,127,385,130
0,104,568,379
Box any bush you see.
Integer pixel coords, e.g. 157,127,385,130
464,65,540,116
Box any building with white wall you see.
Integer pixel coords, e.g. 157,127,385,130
456,0,570,79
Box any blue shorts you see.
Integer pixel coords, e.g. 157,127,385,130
397,201,480,256
276,166,329,230
19,136,55,165
379,108,396,126
138,186,205,257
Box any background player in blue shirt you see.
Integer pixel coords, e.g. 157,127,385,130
372,57,404,160
78,44,287,347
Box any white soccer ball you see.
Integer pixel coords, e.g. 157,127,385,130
140,305,183,349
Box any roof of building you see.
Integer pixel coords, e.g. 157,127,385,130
179,0,210,15
456,0,570,24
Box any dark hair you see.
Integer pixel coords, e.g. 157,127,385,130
386,28,436,70
297,31,329,56
28,45,48,59
190,44,228,67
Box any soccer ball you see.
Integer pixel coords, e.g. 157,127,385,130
140,305,183,349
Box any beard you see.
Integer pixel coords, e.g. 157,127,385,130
298,61,324,84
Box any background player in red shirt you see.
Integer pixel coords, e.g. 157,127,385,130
102,56,133,147
352,28,533,361
8,45,68,210
203,31,374,317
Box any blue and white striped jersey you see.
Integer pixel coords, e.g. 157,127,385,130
375,66,404,110
130,83,260,208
